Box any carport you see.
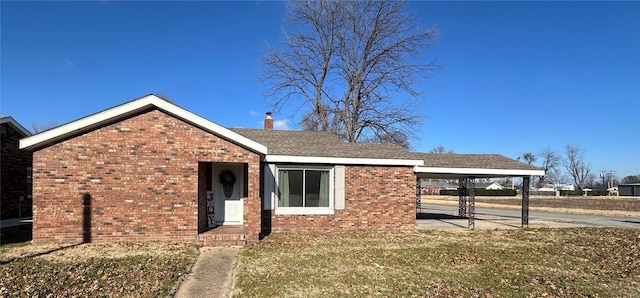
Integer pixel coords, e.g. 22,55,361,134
413,153,545,229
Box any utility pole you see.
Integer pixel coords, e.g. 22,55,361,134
609,171,616,189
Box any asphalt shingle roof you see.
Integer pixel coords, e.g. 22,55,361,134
230,128,539,171
413,153,540,170
230,128,420,160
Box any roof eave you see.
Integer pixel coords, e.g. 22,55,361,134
1,116,32,137
414,166,545,178
266,154,424,166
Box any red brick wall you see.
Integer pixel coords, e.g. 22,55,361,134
1,123,33,219
268,166,416,231
32,109,261,243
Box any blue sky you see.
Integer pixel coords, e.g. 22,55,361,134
1,1,638,179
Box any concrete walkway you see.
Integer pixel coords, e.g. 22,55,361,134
174,247,240,298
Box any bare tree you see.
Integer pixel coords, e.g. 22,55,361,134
535,147,560,187
563,145,592,189
545,166,569,188
261,0,440,147
31,121,58,134
363,131,412,149
584,173,597,189
429,145,454,154
518,152,537,165
621,175,640,184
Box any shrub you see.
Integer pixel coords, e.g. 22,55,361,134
560,189,609,196
439,189,517,196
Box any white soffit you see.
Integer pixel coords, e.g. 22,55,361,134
19,94,268,154
414,166,545,177
266,155,424,166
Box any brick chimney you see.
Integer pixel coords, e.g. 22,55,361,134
264,112,273,130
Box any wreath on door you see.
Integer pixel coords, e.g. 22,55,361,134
219,170,237,199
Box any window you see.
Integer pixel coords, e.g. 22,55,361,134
277,167,332,214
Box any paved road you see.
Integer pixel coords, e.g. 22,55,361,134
417,203,640,230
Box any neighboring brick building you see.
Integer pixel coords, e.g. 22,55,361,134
1,116,33,219
20,95,543,245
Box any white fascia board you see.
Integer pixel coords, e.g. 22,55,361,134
19,95,268,154
414,166,545,177
1,117,32,137
265,155,424,166
150,97,267,154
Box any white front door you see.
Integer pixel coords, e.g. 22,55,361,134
213,164,244,225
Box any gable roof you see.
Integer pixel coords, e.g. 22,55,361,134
231,128,424,166
414,153,545,178
15,94,546,174
0,116,32,137
19,94,267,154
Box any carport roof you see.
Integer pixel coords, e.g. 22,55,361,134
413,153,545,178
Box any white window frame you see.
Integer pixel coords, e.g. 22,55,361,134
275,165,334,215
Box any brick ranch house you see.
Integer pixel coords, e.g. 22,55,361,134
1,116,33,219
19,95,542,245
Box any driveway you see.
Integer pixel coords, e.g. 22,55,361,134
417,203,640,230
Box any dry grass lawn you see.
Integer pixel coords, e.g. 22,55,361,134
0,241,199,297
233,228,640,297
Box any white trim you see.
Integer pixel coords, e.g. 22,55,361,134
266,155,423,166
263,164,276,210
0,116,32,137
414,166,545,177
334,165,345,210
274,208,335,215
19,95,268,154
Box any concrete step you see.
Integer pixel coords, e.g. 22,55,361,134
197,231,246,247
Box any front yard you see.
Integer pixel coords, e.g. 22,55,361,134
233,228,640,297
0,241,199,297
1,227,638,297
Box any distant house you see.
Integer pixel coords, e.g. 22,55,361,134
557,184,575,191
619,184,640,197
538,184,575,191
475,182,504,190
0,116,33,219
19,95,543,245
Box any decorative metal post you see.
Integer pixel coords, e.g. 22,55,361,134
522,176,530,227
458,178,467,218
468,177,476,229
416,177,421,212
